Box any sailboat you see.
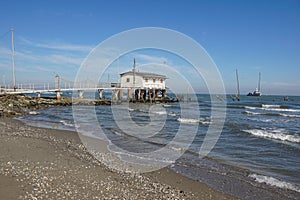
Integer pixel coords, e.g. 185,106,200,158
247,72,261,96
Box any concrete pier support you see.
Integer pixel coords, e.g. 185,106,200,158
112,89,119,103
56,91,61,100
98,89,104,100
78,90,84,99
119,89,124,101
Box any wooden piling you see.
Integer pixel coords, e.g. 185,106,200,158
162,89,166,98
127,88,131,101
148,89,152,103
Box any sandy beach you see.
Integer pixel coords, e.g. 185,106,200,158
0,117,236,199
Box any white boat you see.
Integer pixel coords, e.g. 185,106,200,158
247,72,262,96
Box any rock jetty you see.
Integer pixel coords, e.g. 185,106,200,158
0,94,72,117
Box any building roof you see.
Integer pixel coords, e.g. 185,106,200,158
120,71,167,79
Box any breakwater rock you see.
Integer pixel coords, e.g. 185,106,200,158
0,94,72,117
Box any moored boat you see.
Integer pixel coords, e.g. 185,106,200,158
247,72,262,96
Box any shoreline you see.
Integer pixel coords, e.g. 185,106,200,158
0,117,236,199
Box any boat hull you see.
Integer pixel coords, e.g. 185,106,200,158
247,92,261,96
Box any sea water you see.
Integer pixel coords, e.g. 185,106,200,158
18,93,300,199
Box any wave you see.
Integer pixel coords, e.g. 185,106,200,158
249,174,300,193
151,110,167,115
29,111,39,115
162,104,172,108
113,130,123,136
59,120,75,127
244,106,259,110
169,146,186,154
177,117,211,125
107,144,175,165
265,108,300,112
168,112,177,117
177,117,200,124
247,117,274,123
243,110,300,118
243,129,300,143
244,110,261,115
262,104,281,108
279,113,300,118
245,106,300,113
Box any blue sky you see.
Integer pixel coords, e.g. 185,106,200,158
0,0,299,95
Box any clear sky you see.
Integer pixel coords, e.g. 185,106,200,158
0,0,299,95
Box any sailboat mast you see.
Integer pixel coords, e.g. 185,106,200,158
236,69,240,99
11,28,16,91
258,72,261,92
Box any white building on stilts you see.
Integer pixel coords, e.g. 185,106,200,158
120,58,167,102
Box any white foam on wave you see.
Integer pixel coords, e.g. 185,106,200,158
243,129,300,143
168,112,177,117
177,117,210,125
244,110,261,115
108,145,175,164
177,117,200,124
264,108,300,112
201,121,211,125
249,174,300,193
113,131,123,136
280,113,300,118
262,104,281,108
247,111,300,118
244,109,300,118
245,106,257,110
245,106,300,113
163,104,172,108
169,146,186,154
29,111,39,115
151,110,167,115
259,119,273,123
248,117,274,123
59,120,75,127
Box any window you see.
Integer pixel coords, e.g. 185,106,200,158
160,79,163,83
126,78,130,82
145,78,148,83
153,79,156,83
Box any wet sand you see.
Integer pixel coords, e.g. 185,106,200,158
0,117,236,199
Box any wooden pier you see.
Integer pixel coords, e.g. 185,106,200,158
0,82,179,104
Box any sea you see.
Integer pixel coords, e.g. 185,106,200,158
18,92,300,199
